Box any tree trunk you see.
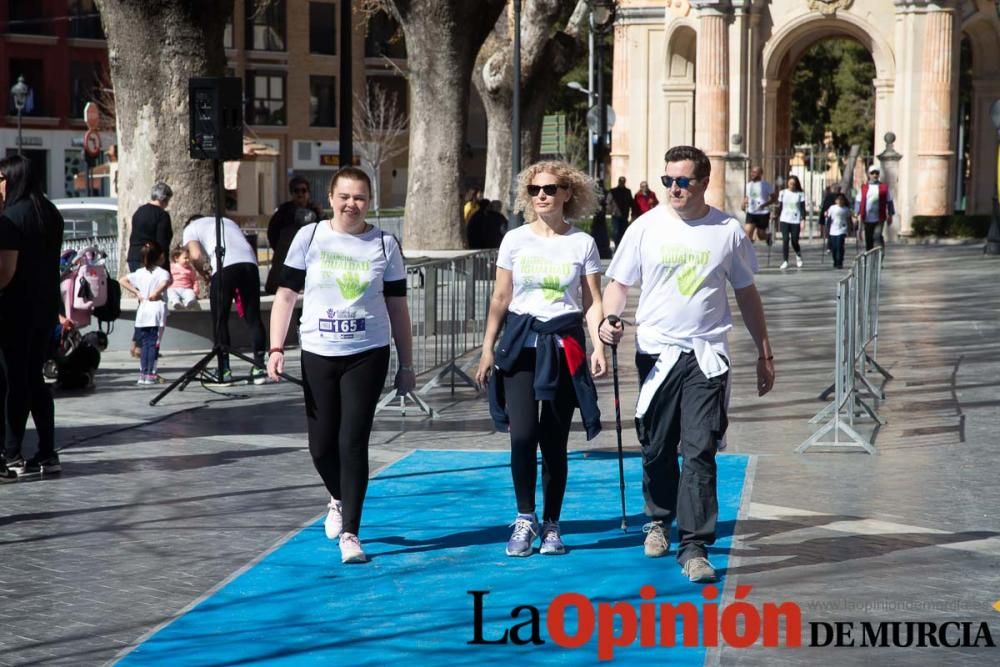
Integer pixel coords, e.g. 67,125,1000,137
94,0,233,274
386,0,507,250
474,0,587,209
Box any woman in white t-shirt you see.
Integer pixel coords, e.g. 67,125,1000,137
267,167,415,565
777,175,807,270
474,160,606,558
119,241,170,385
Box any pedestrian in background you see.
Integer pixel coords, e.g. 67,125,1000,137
633,180,659,218
609,176,634,247
267,167,415,564
265,176,322,295
475,160,605,559
777,175,806,270
0,155,65,480
127,182,172,272
742,166,775,245
827,193,851,269
120,242,170,385
855,165,894,252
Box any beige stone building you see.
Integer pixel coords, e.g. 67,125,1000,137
612,0,1000,232
224,0,410,219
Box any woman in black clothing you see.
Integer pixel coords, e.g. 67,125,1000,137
0,155,64,480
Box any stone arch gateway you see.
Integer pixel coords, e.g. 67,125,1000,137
612,0,1000,233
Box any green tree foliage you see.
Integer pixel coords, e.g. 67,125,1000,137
791,39,876,153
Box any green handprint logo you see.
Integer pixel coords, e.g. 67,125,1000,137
676,264,705,296
539,275,565,302
336,271,370,300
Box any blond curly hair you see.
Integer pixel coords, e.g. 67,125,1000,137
513,160,600,224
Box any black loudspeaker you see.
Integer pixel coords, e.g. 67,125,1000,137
189,77,243,161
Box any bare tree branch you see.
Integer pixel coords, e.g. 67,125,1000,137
354,81,409,210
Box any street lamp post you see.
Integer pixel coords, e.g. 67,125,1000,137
986,99,1000,255
566,81,594,176
11,76,28,157
591,0,617,259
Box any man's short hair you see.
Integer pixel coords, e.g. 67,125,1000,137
664,146,711,180
289,175,310,192
150,181,173,203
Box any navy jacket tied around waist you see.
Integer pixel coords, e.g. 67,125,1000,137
488,311,602,440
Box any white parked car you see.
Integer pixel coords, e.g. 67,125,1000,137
52,197,118,240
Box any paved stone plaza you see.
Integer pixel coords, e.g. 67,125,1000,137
0,242,998,665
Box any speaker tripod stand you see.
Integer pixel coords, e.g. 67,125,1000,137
149,159,301,406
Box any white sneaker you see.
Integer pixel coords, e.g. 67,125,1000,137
779,261,789,270
324,499,343,539
340,533,368,563
795,255,803,268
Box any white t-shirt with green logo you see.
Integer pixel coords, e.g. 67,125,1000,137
497,224,602,324
283,222,405,357
606,205,758,354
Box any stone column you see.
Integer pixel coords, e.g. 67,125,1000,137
610,23,630,181
692,2,729,208
914,3,955,216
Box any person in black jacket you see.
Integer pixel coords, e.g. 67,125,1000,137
0,155,65,480
265,176,322,295
127,182,173,272
475,160,606,558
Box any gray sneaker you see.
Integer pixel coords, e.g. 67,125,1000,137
505,514,539,557
642,521,669,558
681,556,717,583
539,520,566,555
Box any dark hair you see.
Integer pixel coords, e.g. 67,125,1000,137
328,167,371,197
141,241,164,270
170,247,188,262
663,146,711,180
0,154,61,249
834,193,848,205
288,175,309,193
0,154,43,209
786,175,802,192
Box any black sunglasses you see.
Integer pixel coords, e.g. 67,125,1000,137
527,184,566,197
292,187,309,194
660,175,699,189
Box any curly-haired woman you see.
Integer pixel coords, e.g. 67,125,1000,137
475,160,606,557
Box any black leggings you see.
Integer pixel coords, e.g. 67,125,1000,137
781,222,801,261
501,348,576,522
210,262,267,368
301,346,390,535
863,222,885,252
0,327,55,460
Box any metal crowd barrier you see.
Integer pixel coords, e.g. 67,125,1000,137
797,247,891,454
376,250,497,417
62,235,120,278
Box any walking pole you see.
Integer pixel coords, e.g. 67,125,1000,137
606,314,628,533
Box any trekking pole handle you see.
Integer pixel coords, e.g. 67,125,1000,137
606,314,623,349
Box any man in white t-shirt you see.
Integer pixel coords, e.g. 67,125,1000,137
741,166,775,244
183,215,268,383
600,145,775,584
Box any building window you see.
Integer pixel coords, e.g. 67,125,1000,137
69,61,102,119
8,0,51,35
246,71,286,126
310,76,337,127
8,59,45,116
246,0,286,51
68,0,104,39
309,3,336,56
364,11,406,59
